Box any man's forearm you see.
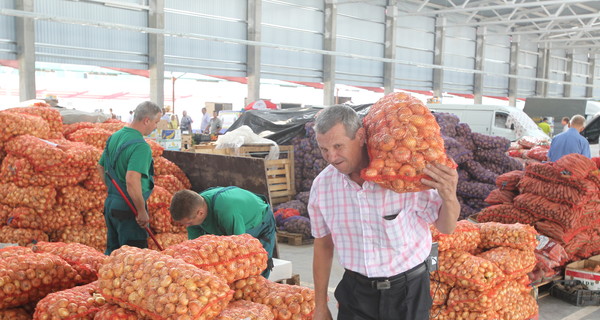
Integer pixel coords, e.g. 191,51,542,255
125,172,146,214
97,165,107,186
313,235,334,307
435,197,460,234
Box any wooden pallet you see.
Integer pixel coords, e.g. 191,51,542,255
275,274,300,286
277,231,313,246
531,275,563,300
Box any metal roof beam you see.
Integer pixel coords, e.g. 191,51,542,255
446,12,600,27
507,25,600,36
397,0,593,16
535,35,600,43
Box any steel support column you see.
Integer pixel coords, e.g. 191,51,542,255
508,38,519,106
535,47,550,97
383,1,397,95
433,17,445,98
564,51,574,97
149,0,164,108
474,27,485,104
16,0,35,101
586,54,596,98
323,0,337,106
247,0,262,104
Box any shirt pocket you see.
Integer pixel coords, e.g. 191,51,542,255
381,208,407,248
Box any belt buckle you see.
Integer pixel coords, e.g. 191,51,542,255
375,279,391,290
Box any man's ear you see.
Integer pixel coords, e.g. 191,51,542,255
356,127,366,145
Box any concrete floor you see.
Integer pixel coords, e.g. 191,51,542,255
277,243,600,320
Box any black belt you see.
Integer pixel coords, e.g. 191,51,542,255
344,262,427,290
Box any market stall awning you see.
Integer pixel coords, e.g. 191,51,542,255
209,75,248,84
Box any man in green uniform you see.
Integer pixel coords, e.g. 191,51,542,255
97,101,162,255
170,187,276,278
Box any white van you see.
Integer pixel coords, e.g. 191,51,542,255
427,104,549,141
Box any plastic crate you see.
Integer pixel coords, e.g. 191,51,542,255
549,280,600,306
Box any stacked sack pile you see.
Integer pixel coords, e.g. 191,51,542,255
479,153,600,261
0,104,191,252
291,122,328,192
1,234,315,319
273,191,312,240
430,221,539,320
0,242,108,319
507,136,550,163
433,113,524,219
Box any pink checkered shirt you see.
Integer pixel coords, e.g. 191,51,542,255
308,165,441,278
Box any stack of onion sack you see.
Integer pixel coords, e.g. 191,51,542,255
0,105,192,252
231,275,315,320
0,131,106,251
98,246,233,319
507,136,551,163
215,300,274,320
429,221,538,320
0,246,80,314
290,122,329,192
479,154,600,261
33,281,106,319
162,234,268,284
360,93,455,193
433,113,524,219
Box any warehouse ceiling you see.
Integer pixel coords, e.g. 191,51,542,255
398,0,600,52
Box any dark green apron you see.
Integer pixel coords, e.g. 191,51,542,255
103,136,154,255
206,186,276,278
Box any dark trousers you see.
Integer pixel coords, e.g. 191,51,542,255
104,196,148,255
334,263,432,320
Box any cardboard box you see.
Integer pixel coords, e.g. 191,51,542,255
158,139,182,151
160,129,181,140
565,259,600,290
181,134,193,146
269,258,293,282
146,130,160,140
156,119,170,130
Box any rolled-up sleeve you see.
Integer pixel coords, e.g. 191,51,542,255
416,189,442,224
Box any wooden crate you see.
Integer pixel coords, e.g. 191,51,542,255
277,231,313,246
193,144,296,205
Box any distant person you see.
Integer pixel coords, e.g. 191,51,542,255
538,117,552,136
127,111,134,123
161,107,170,121
169,114,179,129
109,108,117,119
548,115,591,162
561,117,570,133
200,107,211,133
180,110,193,132
44,94,63,108
207,110,222,134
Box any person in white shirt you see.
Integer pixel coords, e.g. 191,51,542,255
127,111,134,123
561,117,570,133
200,108,211,133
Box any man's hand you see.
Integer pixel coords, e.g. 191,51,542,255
421,163,458,201
136,208,150,229
312,305,333,320
423,163,460,234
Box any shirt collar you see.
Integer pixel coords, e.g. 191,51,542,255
340,171,376,191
